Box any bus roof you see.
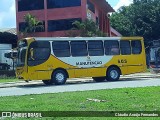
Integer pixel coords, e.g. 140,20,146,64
25,37,143,41
34,37,143,41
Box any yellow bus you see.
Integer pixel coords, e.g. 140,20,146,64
16,37,146,85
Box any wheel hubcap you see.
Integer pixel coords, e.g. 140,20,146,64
56,73,64,82
110,70,118,79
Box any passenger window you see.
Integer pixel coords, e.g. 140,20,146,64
52,41,70,57
88,41,104,56
71,41,88,57
131,40,142,54
104,41,120,55
120,41,131,55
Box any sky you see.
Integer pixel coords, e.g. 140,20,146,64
0,0,133,29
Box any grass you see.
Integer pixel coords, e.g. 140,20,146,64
0,86,160,112
0,86,159,119
0,75,18,83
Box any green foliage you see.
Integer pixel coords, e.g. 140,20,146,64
20,13,44,37
0,77,17,83
110,0,160,46
0,75,16,79
67,19,107,37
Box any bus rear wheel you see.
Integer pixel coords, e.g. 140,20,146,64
42,80,53,85
106,67,120,81
51,70,67,85
92,77,106,82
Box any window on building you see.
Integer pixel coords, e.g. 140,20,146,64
87,0,95,13
52,41,70,57
88,41,104,56
131,40,142,54
47,0,81,9
48,18,81,31
18,0,44,12
71,41,88,57
28,41,50,66
120,41,131,55
104,41,120,55
19,22,26,32
19,21,45,32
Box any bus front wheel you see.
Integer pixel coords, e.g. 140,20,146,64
106,67,120,81
51,70,67,85
92,77,106,82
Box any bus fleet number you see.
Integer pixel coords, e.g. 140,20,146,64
118,59,127,64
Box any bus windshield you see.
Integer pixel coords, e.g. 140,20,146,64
16,40,27,67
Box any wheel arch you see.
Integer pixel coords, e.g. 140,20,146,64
107,65,122,75
51,68,69,78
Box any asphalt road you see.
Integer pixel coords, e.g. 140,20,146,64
0,73,160,97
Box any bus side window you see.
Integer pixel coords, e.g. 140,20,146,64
71,41,88,57
120,41,131,55
52,41,70,57
131,40,142,54
104,41,120,55
88,41,104,56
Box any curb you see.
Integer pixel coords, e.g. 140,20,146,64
0,73,159,88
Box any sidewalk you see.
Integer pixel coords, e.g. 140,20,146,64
0,73,159,88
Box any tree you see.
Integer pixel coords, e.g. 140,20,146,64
20,13,44,37
67,19,107,37
110,0,160,47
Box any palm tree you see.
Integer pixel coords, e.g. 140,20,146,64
20,13,44,37
67,19,107,37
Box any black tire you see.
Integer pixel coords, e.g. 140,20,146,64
51,70,67,85
42,80,53,85
106,67,120,81
92,77,106,82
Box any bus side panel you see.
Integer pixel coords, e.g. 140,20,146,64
27,66,38,80
104,56,130,75
127,40,147,74
16,66,29,80
27,55,77,80
119,66,128,75
74,69,88,78
125,54,144,74
67,69,75,78
37,71,50,80
68,68,106,78
87,68,106,77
